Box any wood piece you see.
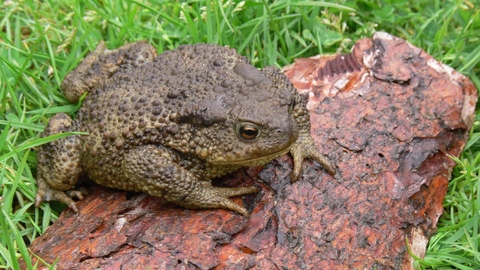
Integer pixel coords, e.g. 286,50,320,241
27,32,476,269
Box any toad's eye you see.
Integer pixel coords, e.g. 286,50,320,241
237,123,260,141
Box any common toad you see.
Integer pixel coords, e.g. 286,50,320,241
35,42,335,217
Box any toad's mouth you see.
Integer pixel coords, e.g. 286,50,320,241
210,146,292,167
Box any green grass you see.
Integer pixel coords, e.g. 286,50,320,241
0,0,479,269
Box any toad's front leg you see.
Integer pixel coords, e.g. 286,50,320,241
122,145,259,217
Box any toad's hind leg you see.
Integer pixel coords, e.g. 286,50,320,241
35,113,84,212
122,145,259,217
61,41,158,103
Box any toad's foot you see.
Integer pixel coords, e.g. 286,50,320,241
175,184,259,218
34,177,86,213
290,134,335,182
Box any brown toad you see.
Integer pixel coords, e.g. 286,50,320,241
35,42,335,217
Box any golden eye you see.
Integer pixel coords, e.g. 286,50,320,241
238,124,260,141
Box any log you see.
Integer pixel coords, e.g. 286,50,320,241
27,32,476,269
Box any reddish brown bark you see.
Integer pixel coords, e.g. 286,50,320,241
27,32,477,269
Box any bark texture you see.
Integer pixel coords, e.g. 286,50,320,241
27,32,477,269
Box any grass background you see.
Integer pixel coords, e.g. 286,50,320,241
0,0,479,269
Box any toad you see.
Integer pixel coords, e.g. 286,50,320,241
35,42,335,217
